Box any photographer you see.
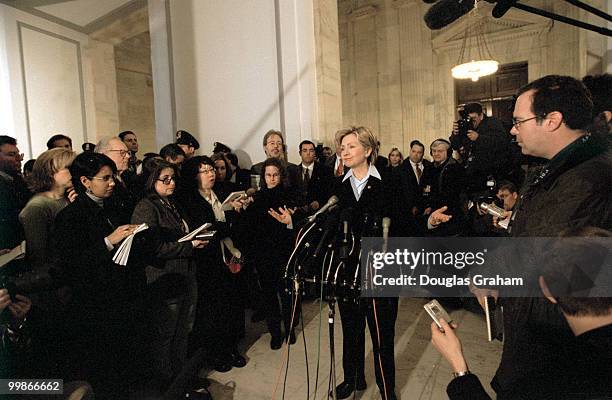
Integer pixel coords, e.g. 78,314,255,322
450,103,509,197
0,287,31,378
470,181,518,236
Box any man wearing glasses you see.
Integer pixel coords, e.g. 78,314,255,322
467,75,612,399
95,137,137,224
0,135,28,250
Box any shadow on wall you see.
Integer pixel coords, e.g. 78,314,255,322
233,64,312,161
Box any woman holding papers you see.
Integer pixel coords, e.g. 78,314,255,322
131,160,207,381
53,152,149,397
179,155,247,372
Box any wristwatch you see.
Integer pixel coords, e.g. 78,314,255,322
452,370,471,378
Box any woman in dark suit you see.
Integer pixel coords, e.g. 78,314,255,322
130,160,206,381
239,157,300,350
332,127,397,400
179,156,246,372
53,152,147,398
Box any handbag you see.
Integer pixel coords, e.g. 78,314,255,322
221,238,243,274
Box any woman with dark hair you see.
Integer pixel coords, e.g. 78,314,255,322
53,152,146,398
130,160,206,381
179,155,246,372
239,157,300,349
211,152,238,192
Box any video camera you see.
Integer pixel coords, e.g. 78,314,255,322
456,109,474,139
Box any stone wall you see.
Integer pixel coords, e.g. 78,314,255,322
338,0,606,158
115,31,156,155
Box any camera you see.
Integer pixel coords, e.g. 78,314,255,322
456,109,474,139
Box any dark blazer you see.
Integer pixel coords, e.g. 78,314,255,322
420,158,466,236
230,167,252,191
237,186,297,267
291,162,334,207
54,194,147,316
325,154,348,177
332,172,391,247
131,194,194,279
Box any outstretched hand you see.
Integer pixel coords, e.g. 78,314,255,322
268,206,295,225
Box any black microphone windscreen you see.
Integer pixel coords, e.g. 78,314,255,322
424,0,475,30
492,0,517,18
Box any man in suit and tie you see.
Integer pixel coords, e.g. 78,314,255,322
295,140,334,213
403,140,430,216
391,140,432,236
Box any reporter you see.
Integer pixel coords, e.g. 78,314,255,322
239,157,299,350
19,148,75,300
179,156,246,372
53,152,147,397
131,160,205,379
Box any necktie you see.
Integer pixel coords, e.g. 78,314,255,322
416,164,422,182
336,159,343,177
303,167,310,185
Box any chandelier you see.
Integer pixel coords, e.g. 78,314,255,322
451,5,499,82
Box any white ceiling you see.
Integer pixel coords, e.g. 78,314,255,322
35,0,133,27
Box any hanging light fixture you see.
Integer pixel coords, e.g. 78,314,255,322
451,2,499,82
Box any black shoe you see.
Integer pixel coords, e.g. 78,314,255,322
285,331,297,345
211,356,232,373
230,351,247,368
270,335,283,350
332,380,367,399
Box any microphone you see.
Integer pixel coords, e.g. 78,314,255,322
307,195,339,222
424,0,475,30
492,0,518,18
305,211,339,278
382,217,391,253
338,208,352,261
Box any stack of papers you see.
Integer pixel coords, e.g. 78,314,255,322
112,223,149,266
0,241,26,268
178,223,212,243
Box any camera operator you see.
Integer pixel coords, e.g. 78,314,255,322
451,103,509,198
471,181,518,236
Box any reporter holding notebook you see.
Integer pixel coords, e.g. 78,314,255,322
178,155,247,373
130,159,207,374
53,152,147,397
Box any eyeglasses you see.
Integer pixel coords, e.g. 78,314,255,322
107,149,130,157
198,167,215,174
157,176,176,185
89,174,116,183
512,115,540,129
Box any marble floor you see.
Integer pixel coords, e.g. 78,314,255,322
204,298,502,400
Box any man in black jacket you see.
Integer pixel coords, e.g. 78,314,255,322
421,139,466,236
451,103,509,197
433,75,611,399
293,140,333,212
